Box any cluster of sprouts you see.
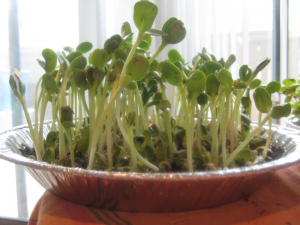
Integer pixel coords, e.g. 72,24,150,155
9,1,291,173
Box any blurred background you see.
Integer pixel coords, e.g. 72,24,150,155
0,0,299,221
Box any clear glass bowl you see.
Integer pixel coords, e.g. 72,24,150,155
0,121,300,212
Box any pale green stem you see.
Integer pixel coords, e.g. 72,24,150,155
119,31,145,86
51,92,57,132
230,99,235,153
106,108,113,168
80,90,89,115
135,85,148,131
192,56,200,71
87,79,130,169
257,112,262,141
210,95,219,166
34,77,43,134
175,87,180,120
262,117,272,157
179,84,193,172
75,94,82,136
38,92,51,156
190,97,197,162
19,97,41,161
127,125,137,171
87,87,96,156
64,127,75,167
196,104,206,154
225,111,272,167
149,41,168,65
221,88,231,168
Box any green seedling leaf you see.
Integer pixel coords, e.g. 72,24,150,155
266,81,281,94
91,49,108,69
235,80,247,89
121,22,132,37
225,54,236,69
77,137,89,153
37,59,46,70
216,69,234,88
104,34,123,47
87,66,105,87
159,99,171,110
234,149,252,163
42,150,52,163
198,52,211,62
57,51,67,66
197,93,208,106
81,125,90,137
42,73,58,94
66,51,83,63
76,42,93,54
146,28,168,36
141,34,152,51
204,61,223,74
105,40,119,55
282,78,296,87
133,1,158,32
138,40,149,49
285,95,292,103
147,100,160,107
187,70,206,97
73,69,87,89
162,19,186,44
122,33,134,45
281,84,299,95
42,48,57,73
249,79,261,89
9,70,26,98
241,113,251,125
60,106,75,128
115,48,127,62
162,17,177,32
127,111,136,127
271,103,291,119
149,59,158,71
69,56,87,71
63,46,74,53
158,61,183,86
46,131,58,147
253,58,271,76
239,65,248,81
51,70,58,78
104,35,123,55
126,54,149,81
206,74,220,96
244,68,253,83
127,81,137,90
153,92,162,101
168,49,184,64
253,87,272,113
173,61,184,73
241,96,251,109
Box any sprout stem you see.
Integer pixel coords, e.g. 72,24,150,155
87,79,130,169
149,41,168,65
179,84,193,172
119,31,145,86
19,97,41,161
262,117,272,157
225,111,272,167
64,127,75,167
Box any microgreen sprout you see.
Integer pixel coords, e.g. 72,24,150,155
10,1,292,173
